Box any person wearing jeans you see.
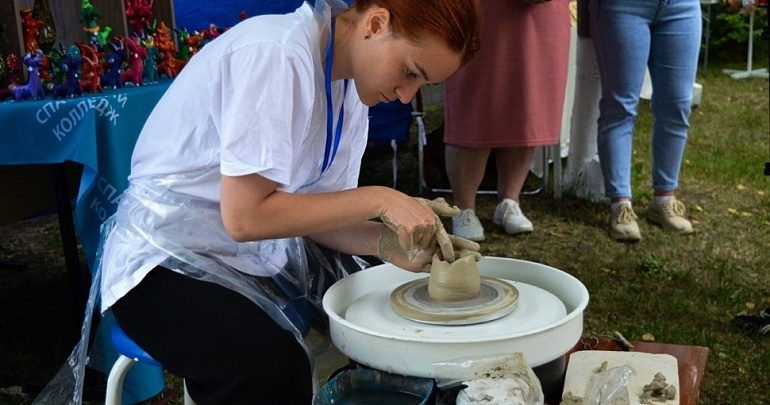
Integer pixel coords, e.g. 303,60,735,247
589,0,701,241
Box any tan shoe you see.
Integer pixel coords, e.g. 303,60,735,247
609,204,641,242
647,197,693,234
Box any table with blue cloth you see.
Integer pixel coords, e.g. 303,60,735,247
0,80,172,404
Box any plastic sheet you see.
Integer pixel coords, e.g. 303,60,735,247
581,364,635,405
30,252,101,405
433,353,544,405
34,177,371,405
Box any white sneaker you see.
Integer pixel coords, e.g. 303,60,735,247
493,199,533,235
452,209,485,241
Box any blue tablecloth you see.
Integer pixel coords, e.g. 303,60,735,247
0,80,173,404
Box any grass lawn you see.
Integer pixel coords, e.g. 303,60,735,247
0,61,768,404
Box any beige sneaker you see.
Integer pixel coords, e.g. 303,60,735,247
609,204,641,241
647,197,693,234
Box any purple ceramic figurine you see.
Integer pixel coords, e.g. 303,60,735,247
51,45,83,99
12,50,45,101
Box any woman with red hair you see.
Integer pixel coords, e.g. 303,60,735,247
99,1,480,403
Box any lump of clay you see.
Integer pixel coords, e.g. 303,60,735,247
428,254,481,301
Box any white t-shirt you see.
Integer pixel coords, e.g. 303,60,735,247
99,3,369,312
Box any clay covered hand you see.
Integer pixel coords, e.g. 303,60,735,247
378,224,481,273
379,196,454,257
447,235,482,262
378,224,435,272
412,197,464,262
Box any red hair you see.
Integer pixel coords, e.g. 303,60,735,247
348,0,480,66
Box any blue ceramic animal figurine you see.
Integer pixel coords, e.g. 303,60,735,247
141,36,159,83
101,39,125,89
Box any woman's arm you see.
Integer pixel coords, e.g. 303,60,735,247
309,221,439,272
307,221,383,256
220,172,438,248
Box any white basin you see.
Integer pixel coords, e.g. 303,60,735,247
322,257,590,379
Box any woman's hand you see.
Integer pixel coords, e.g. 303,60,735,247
413,197,462,262
378,195,447,252
377,224,436,272
378,224,482,272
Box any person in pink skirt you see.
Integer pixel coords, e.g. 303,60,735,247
444,0,571,241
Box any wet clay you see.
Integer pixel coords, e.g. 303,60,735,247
389,255,519,325
428,254,481,301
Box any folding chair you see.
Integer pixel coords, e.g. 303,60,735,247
415,85,552,198
366,100,414,189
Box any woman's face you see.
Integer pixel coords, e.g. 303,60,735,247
349,12,461,106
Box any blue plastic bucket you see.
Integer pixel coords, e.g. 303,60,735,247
313,369,434,405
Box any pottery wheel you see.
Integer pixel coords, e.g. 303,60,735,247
389,277,519,325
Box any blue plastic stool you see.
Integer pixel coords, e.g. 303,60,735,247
105,324,197,405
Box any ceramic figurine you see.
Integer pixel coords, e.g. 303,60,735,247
20,8,46,53
45,44,67,87
140,36,159,83
51,46,83,99
12,50,45,101
0,53,22,100
80,0,103,45
38,53,53,83
153,21,176,56
202,23,220,46
154,22,181,78
78,42,103,93
96,25,113,48
125,0,154,36
174,28,191,61
120,36,147,86
185,30,203,57
32,0,56,52
102,40,125,89
156,52,179,79
144,19,158,37
6,54,23,85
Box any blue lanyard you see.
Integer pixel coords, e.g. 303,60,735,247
322,17,348,175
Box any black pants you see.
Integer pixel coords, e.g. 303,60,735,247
112,267,313,405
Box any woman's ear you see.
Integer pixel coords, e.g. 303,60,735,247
364,7,391,38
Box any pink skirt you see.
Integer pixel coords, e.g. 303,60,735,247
443,0,571,148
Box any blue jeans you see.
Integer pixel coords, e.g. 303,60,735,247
589,0,702,198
